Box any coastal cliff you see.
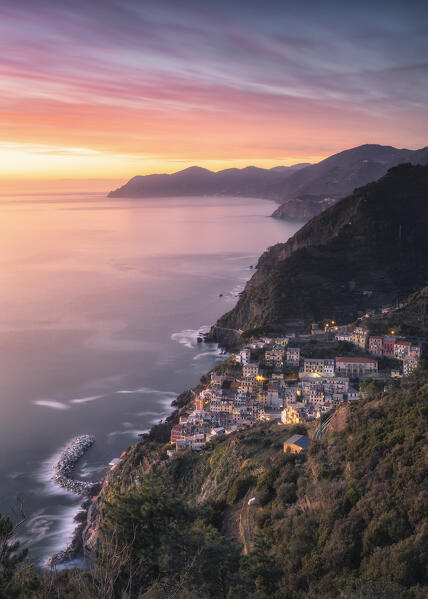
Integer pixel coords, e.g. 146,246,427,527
212,164,428,341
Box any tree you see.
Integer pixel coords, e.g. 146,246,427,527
0,509,42,598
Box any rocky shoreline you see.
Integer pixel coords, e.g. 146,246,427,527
48,359,208,567
49,435,101,566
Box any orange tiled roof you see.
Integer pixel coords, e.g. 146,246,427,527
336,357,376,363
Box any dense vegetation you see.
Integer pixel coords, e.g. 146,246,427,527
2,364,427,598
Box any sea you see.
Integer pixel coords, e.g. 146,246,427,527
0,192,301,564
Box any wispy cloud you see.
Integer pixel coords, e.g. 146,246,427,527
1,0,427,178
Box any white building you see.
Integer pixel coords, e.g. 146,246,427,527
243,362,260,378
236,348,251,364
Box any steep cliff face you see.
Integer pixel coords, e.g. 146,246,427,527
214,164,428,334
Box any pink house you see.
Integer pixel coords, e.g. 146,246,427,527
382,336,396,357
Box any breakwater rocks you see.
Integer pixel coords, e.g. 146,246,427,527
54,435,99,495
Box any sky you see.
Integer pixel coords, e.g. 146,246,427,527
1,0,428,189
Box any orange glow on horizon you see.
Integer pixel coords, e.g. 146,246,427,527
2,2,426,188
0,141,327,192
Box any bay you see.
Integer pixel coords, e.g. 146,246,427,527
0,193,301,563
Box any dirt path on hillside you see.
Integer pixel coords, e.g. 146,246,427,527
221,489,256,554
239,490,256,554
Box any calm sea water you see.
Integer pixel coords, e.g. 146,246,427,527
0,193,300,564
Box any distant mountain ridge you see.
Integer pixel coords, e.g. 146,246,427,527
273,144,428,200
211,163,428,341
108,145,428,220
108,163,309,198
271,143,428,220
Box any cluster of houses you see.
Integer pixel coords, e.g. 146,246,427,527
168,334,379,452
168,320,425,454
339,326,422,376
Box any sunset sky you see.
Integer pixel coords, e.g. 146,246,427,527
1,0,428,189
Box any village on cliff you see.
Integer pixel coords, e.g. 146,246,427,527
164,310,425,455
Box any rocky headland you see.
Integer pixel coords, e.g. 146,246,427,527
212,163,428,344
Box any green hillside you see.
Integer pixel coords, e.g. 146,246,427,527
92,366,428,598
